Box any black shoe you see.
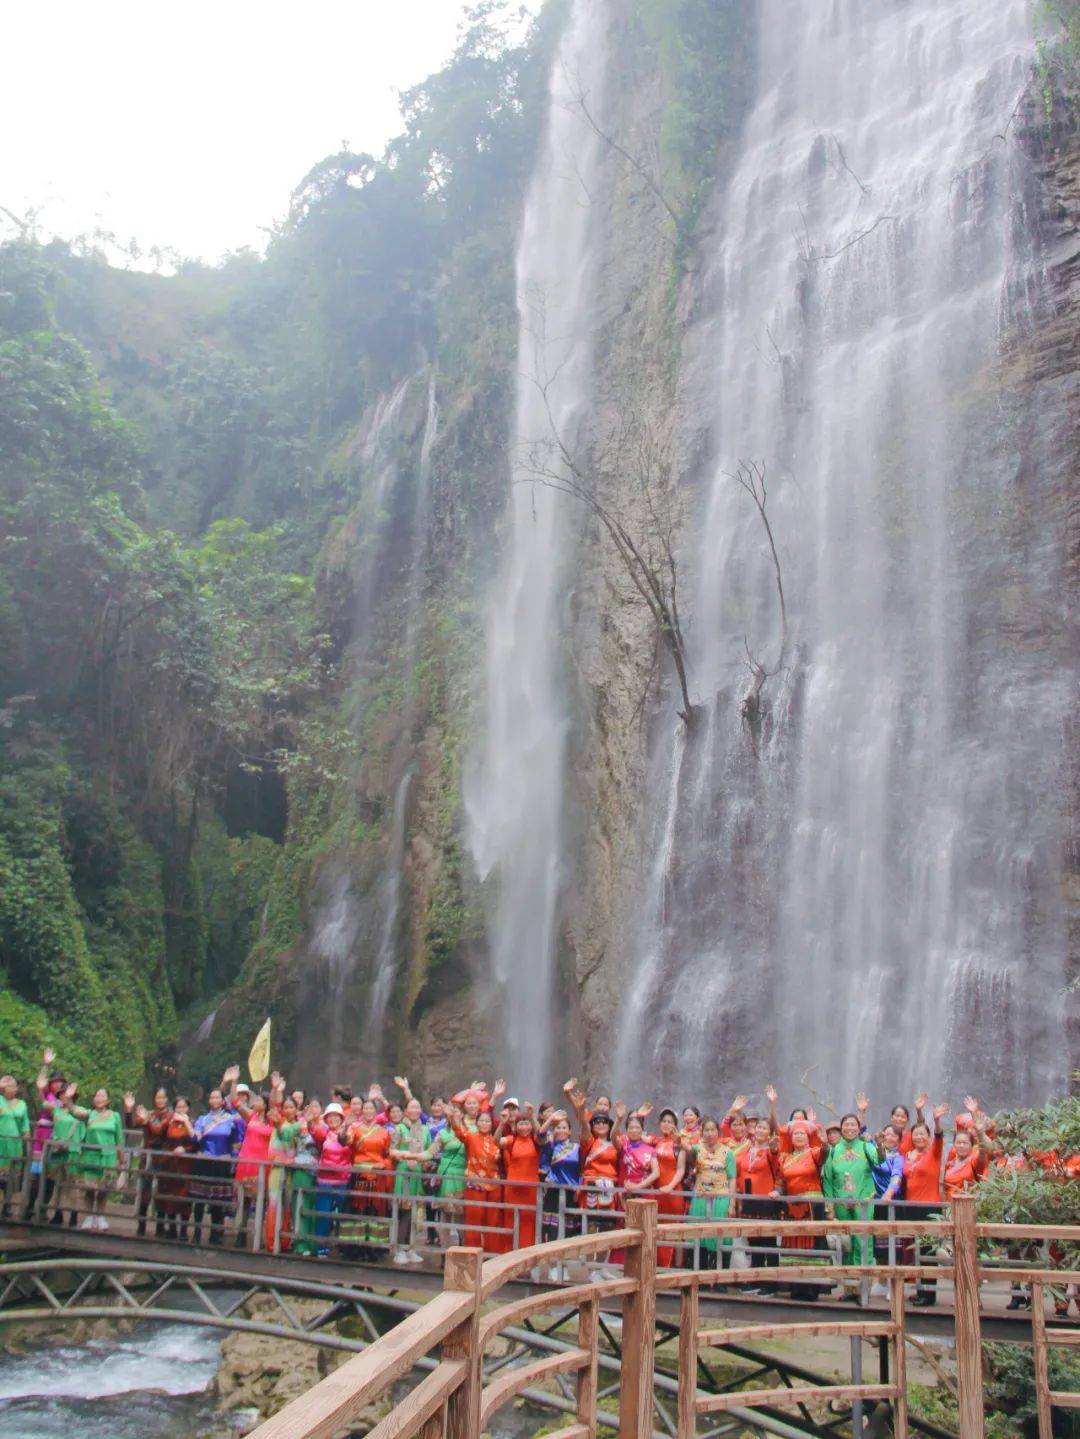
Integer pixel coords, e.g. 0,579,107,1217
912,1292,935,1307
1007,1293,1031,1311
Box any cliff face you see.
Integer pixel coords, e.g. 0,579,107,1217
4,5,1074,1100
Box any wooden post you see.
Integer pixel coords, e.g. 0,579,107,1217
1031,1281,1053,1439
577,1295,600,1437
677,1278,699,1439
889,1275,908,1439
442,1247,483,1439
951,1195,984,1439
620,1198,658,1439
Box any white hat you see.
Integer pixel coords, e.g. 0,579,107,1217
235,1082,251,1094
324,1102,344,1118
505,1097,520,1107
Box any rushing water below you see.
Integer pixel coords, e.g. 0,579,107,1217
0,1323,224,1439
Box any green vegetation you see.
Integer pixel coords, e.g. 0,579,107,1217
1036,0,1080,119
0,0,758,1090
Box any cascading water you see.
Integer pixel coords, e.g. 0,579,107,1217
299,369,438,1086
617,0,1071,1107
465,0,610,1093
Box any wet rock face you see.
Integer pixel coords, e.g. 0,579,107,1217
1012,88,1080,1042
209,1296,392,1428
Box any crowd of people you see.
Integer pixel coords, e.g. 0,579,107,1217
0,1051,1067,1310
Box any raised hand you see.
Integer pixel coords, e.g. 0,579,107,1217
492,1079,507,1099
964,1095,980,1115
914,1092,929,1112
563,1078,578,1095
615,1100,628,1121
730,1094,749,1112
806,1107,818,1126
63,1083,77,1101
43,1048,55,1067
932,1102,949,1121
122,1091,136,1111
394,1076,410,1091
134,1104,148,1125
270,1071,284,1091
764,1083,778,1105
636,1101,654,1118
856,1092,870,1114
223,1064,241,1084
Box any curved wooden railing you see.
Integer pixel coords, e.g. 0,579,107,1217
248,1198,1080,1439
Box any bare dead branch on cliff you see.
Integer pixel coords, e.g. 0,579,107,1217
520,369,698,727
829,134,872,196
725,460,789,738
562,66,686,244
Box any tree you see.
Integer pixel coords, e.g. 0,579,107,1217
523,381,698,726
725,460,789,741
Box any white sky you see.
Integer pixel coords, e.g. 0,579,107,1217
2,1,525,265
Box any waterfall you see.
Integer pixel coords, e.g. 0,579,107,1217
465,0,609,1093
365,765,416,1048
617,0,1070,1108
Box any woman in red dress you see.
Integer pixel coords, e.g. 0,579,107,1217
499,1112,543,1248
650,1108,687,1267
347,1098,393,1256
451,1105,504,1253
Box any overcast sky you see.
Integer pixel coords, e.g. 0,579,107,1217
3,1,529,265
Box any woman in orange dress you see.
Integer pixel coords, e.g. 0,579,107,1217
735,1117,784,1290
451,1106,504,1253
651,1108,687,1268
779,1121,826,1300
499,1113,543,1249
346,1098,393,1256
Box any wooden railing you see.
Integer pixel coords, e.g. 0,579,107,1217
248,1198,1080,1439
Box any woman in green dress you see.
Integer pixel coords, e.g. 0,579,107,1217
389,1098,432,1264
822,1101,880,1290
264,1098,301,1251
682,1117,737,1269
290,1104,321,1256
49,1084,85,1226
74,1088,125,1230
0,1075,30,1217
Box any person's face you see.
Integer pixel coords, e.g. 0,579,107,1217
349,1097,363,1115
729,1114,748,1141
594,1097,611,1115
892,1107,910,1129
554,1118,571,1141
660,1113,677,1136
502,1103,518,1123
362,1100,377,1122
515,1117,533,1137
627,1117,644,1141
282,1100,298,1122
175,1099,189,1116
826,1128,842,1146
753,1119,770,1144
0,1077,16,1100
954,1131,974,1159
406,1099,422,1122
327,1113,343,1131
791,1127,810,1150
841,1116,860,1141
93,1088,108,1109
683,1109,699,1129
477,1111,493,1133
49,1077,64,1095
430,1098,445,1118
154,1088,169,1110
882,1126,900,1152
591,1120,612,1143
464,1095,480,1117
388,1103,404,1124
209,1089,223,1111
702,1121,720,1144
911,1125,930,1152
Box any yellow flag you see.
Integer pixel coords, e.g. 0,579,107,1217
247,1017,271,1083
